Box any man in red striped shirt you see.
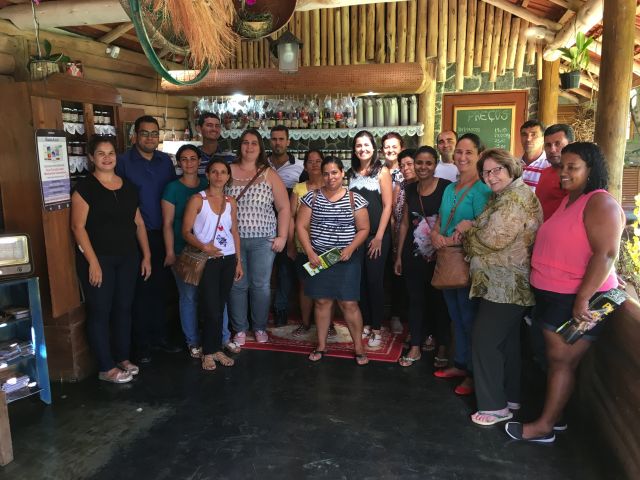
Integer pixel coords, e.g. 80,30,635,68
520,120,550,192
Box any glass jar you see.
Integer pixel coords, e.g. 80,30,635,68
69,108,78,123
94,110,103,125
102,111,111,125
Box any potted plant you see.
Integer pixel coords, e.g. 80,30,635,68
234,0,274,39
558,32,594,89
29,39,70,80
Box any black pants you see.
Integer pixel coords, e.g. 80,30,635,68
403,256,450,347
360,234,391,330
200,255,237,355
77,251,139,372
132,230,170,354
472,299,526,411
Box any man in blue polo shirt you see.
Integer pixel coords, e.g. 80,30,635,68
116,115,179,362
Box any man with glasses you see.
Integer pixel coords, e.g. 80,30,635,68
117,115,180,362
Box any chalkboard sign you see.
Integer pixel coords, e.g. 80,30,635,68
453,105,516,152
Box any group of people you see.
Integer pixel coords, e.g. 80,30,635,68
70,113,626,444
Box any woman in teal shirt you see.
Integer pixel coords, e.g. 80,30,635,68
162,144,208,357
430,133,491,396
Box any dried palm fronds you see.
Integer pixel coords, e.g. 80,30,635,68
570,102,596,143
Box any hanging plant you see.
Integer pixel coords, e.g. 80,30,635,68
235,0,274,39
558,32,594,89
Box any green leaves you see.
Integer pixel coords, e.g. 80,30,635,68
32,39,70,63
558,32,594,71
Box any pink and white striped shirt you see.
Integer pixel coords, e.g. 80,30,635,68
521,151,550,192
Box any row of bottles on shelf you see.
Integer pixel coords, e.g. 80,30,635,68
268,149,353,161
195,94,419,131
62,104,113,125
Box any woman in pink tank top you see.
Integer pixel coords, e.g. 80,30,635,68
506,142,625,444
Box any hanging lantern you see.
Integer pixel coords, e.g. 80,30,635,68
272,31,302,73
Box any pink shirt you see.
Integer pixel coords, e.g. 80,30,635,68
530,189,619,294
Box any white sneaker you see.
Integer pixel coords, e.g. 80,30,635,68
361,326,371,339
233,331,246,346
255,330,269,343
367,333,382,347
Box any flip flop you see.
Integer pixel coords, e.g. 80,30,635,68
355,353,369,366
471,410,513,426
213,351,235,367
308,350,327,362
398,355,421,367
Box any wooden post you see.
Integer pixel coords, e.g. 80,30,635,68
302,11,311,67
321,9,328,65
0,391,13,466
488,8,503,82
236,40,243,69
358,5,367,64
387,2,397,63
375,3,386,63
327,9,335,66
312,10,321,66
465,0,477,77
447,0,457,64
536,44,543,80
418,59,437,145
515,20,529,78
351,6,359,64
507,18,520,70
538,60,560,126
417,0,428,63
366,4,375,61
498,12,511,76
474,0,485,68
482,5,494,73
527,39,536,65
397,1,407,63
341,7,350,66
407,0,417,62
594,0,635,201
334,9,343,65
437,0,447,81
455,0,467,91
426,0,438,59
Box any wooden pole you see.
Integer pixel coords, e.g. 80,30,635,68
594,0,635,201
375,3,386,63
321,9,328,65
497,12,511,76
358,5,367,63
482,5,494,73
407,0,417,62
418,59,437,145
427,0,438,58
465,0,477,76
515,20,529,78
334,9,342,66
387,2,397,63
417,0,428,63
351,6,359,64
507,17,520,70
327,9,335,65
538,59,560,126
474,0,485,67
366,4,375,61
312,10,321,66
302,11,311,67
455,0,467,90
447,0,457,64
0,391,13,466
536,44,543,80
488,7,503,82
527,39,536,65
341,6,350,66
397,1,407,62
236,40,243,69
437,0,447,81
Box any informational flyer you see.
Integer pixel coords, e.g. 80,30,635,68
35,129,71,211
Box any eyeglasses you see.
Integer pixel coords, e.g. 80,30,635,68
481,166,506,178
138,130,160,138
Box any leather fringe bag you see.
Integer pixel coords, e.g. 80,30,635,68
431,185,474,290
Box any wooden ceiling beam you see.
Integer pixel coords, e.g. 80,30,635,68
482,0,561,32
296,0,409,11
543,0,604,61
97,22,133,44
0,1,129,29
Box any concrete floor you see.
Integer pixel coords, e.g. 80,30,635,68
4,348,623,480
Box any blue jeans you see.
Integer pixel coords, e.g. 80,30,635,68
172,269,199,346
442,287,478,373
222,304,231,344
229,237,276,333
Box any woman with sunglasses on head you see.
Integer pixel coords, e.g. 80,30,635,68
183,159,243,371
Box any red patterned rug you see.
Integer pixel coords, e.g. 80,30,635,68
241,321,407,363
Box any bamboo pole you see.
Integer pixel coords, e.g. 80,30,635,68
427,0,438,58
265,38,271,68
256,40,262,68
366,4,375,61
375,3,386,63
241,41,248,70
447,0,457,64
417,0,428,63
538,59,560,126
351,6,358,64
387,2,397,63
536,44,543,80
327,9,334,65
527,39,536,65
595,0,635,201
465,0,476,76
341,7,350,66
358,5,367,63
455,0,467,90
437,0,448,81
407,0,417,62
302,11,311,67
397,1,407,62
488,6,503,82
418,59,437,145
473,0,485,67
296,11,302,40
236,40,243,69
514,20,528,78
312,10,321,66
498,12,511,76
335,8,343,65
482,5,494,73
321,9,328,65
507,18,520,70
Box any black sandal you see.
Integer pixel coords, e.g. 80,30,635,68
308,350,327,362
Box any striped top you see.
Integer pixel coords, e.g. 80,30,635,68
300,189,368,253
521,152,550,192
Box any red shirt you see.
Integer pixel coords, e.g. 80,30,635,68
535,166,566,221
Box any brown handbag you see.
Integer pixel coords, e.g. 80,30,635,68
431,184,474,290
174,195,226,286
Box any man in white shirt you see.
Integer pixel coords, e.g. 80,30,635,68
520,120,549,191
435,130,459,182
268,126,303,326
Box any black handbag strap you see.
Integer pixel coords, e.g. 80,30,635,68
235,165,268,202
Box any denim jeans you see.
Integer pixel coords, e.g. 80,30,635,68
229,237,276,333
442,287,478,373
222,304,231,344
172,269,199,346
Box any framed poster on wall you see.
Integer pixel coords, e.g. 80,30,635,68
34,129,71,211
442,91,528,158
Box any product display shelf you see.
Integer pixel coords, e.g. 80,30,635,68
219,124,425,140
